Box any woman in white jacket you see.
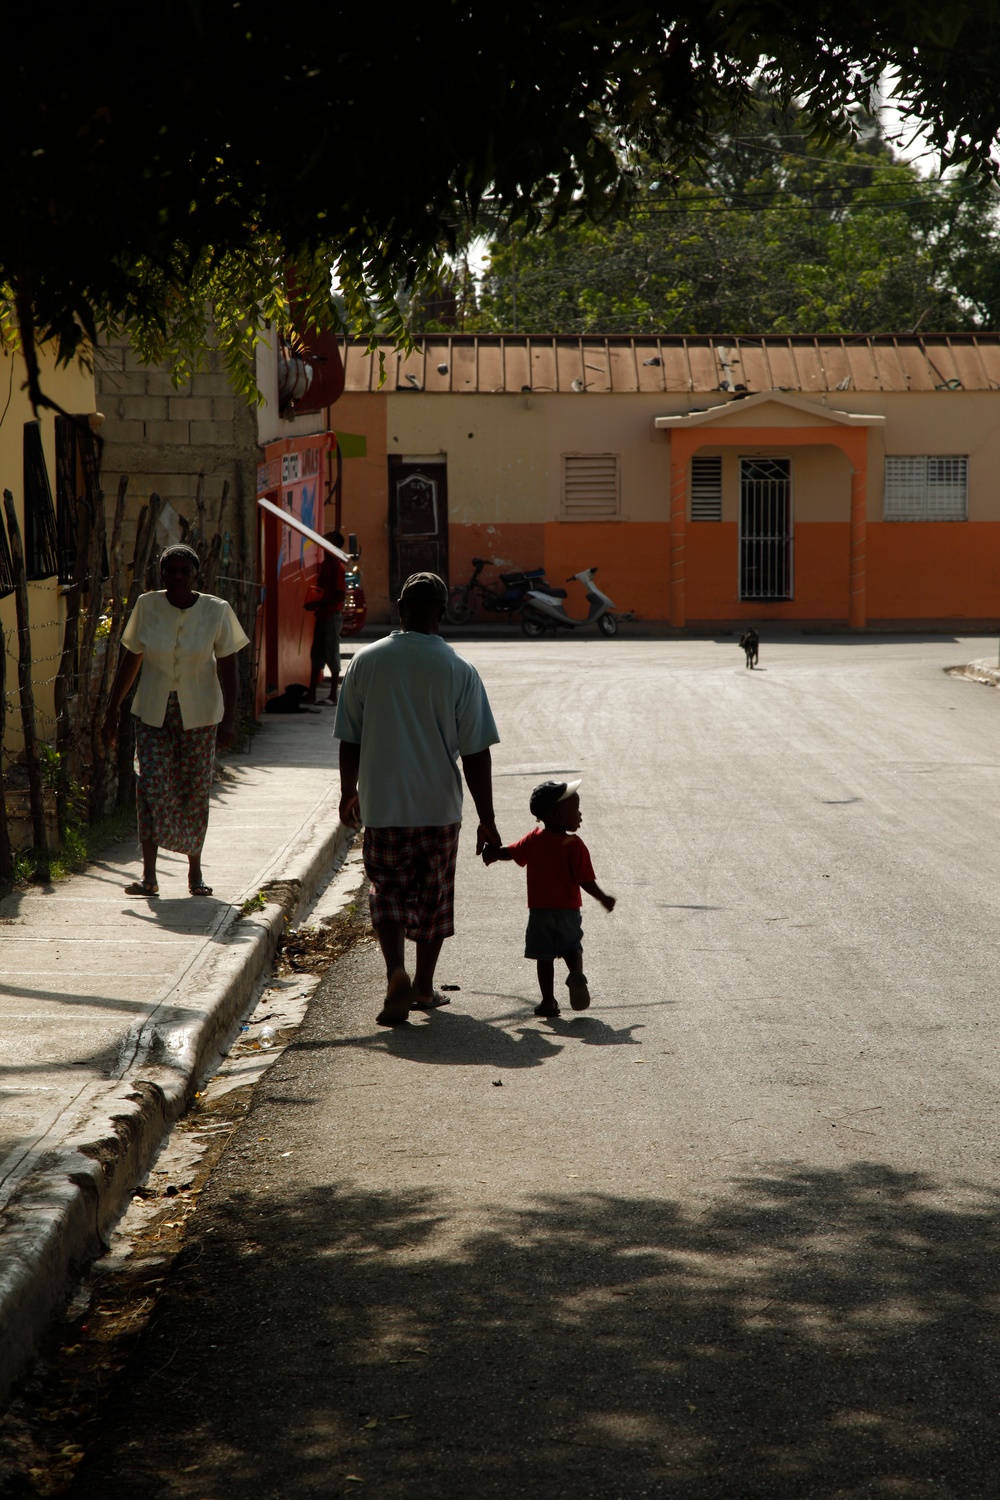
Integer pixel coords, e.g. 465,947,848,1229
102,544,249,897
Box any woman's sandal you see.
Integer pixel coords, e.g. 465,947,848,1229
188,880,214,896
124,879,159,897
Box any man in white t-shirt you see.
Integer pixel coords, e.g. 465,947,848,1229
335,572,501,1026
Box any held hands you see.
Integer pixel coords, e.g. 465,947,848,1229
475,820,501,857
481,844,501,866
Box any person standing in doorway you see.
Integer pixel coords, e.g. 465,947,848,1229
335,571,501,1026
304,530,346,705
101,543,250,898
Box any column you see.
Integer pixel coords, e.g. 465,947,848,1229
669,437,689,628
847,431,867,630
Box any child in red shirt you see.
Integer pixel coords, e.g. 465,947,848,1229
483,779,615,1017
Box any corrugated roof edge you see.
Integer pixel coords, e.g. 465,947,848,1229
341,334,1000,395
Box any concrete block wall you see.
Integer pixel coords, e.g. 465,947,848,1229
94,338,261,566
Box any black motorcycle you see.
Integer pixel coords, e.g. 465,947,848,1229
445,556,564,625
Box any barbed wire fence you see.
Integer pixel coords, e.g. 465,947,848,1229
0,472,260,885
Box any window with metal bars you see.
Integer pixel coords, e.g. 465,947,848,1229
739,457,793,600
561,454,620,519
691,456,722,521
22,422,60,580
884,456,967,521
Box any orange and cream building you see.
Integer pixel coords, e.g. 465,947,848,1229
333,333,1000,629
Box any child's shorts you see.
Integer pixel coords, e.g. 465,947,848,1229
525,908,584,961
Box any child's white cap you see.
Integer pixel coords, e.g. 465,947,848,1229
529,778,582,819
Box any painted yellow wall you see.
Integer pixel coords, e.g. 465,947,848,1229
378,388,1000,524
0,347,97,762
385,391,701,525
386,393,548,524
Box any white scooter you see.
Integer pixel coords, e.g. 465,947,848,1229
520,567,627,638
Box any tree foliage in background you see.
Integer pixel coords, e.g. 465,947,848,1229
462,110,1000,336
7,1,1000,404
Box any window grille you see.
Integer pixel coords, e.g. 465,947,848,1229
22,422,60,580
740,457,793,600
561,454,620,519
884,456,967,521
691,456,723,521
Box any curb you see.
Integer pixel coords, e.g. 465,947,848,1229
0,812,357,1405
951,658,1000,688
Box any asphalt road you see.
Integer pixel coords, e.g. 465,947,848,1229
70,634,1000,1498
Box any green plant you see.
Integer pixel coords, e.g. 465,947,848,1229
4,751,137,889
239,890,268,916
92,602,126,642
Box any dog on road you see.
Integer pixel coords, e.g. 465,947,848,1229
739,629,759,669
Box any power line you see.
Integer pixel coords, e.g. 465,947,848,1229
629,195,954,214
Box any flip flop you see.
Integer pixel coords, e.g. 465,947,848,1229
411,991,450,1010
124,879,159,897
188,881,214,896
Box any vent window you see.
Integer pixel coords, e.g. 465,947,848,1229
691,456,723,521
884,456,967,521
561,454,620,520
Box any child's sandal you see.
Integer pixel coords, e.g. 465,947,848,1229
566,973,591,1011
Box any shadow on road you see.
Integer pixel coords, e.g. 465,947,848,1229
71,1161,1000,1499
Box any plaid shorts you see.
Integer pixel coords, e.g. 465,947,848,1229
363,824,461,944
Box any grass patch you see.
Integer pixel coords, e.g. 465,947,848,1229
1,807,137,897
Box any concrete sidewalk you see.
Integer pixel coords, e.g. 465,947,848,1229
0,708,354,1402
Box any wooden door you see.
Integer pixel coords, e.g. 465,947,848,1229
388,460,449,599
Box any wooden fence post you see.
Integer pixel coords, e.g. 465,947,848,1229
54,465,94,840
89,474,127,820
3,489,49,880
115,492,161,810
74,485,106,791
0,607,14,882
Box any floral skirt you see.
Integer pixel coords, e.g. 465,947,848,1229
134,693,216,855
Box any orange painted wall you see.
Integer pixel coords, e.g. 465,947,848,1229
448,524,546,585
867,522,1000,620
686,522,851,621
330,392,391,620
542,522,672,619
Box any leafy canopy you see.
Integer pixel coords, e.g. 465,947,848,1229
6,1,1000,405
450,109,1000,337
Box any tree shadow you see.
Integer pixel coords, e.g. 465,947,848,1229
70,1161,1000,1499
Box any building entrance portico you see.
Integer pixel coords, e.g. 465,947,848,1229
655,392,884,629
